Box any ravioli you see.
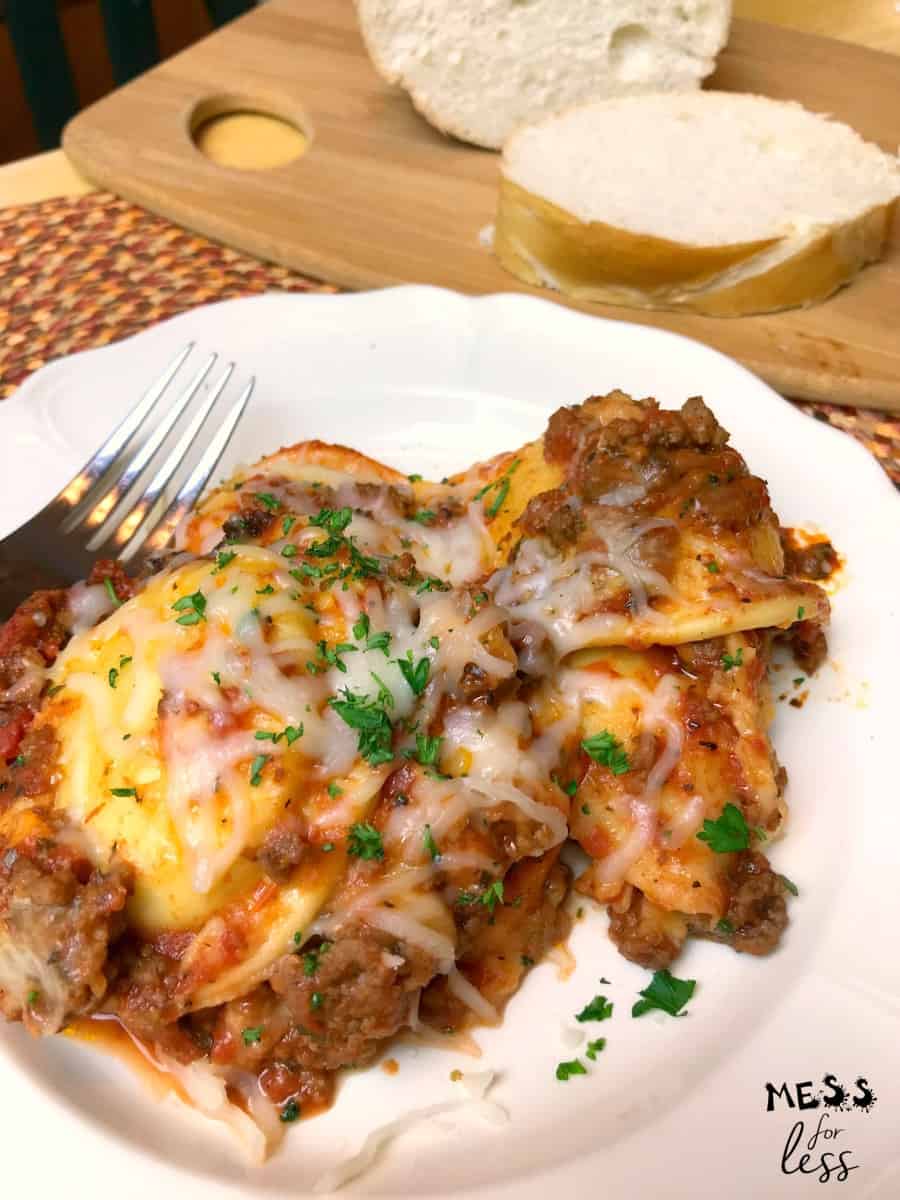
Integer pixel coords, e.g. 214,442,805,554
0,389,831,1157
463,391,827,652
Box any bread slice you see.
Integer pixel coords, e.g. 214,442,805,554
495,92,900,316
355,0,732,151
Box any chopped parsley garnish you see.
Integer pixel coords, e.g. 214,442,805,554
317,639,358,673
353,613,370,640
586,1038,606,1060
410,733,441,767
255,724,303,744
632,969,696,1018
521,955,534,967
369,671,394,709
411,509,436,525
797,606,805,620
576,995,613,1023
213,550,237,572
780,874,799,897
716,918,734,934
706,560,720,574
365,630,392,655
476,458,521,519
347,822,385,861
280,1099,300,1123
415,575,450,595
282,515,296,535
696,802,750,853
172,590,206,626
249,754,269,787
310,506,353,535
721,647,744,671
322,842,334,853
429,636,440,650
423,824,440,861
281,544,298,558
556,1059,587,1081
211,671,221,685
407,473,423,483
307,945,331,974
108,667,119,688
241,1026,263,1046
110,787,138,798
46,683,64,698
581,730,630,775
310,992,324,1010
396,651,430,695
254,492,281,511
293,930,304,945
103,577,122,607
457,879,504,912
581,804,590,815
553,775,578,797
329,689,395,765
485,477,511,519
12,754,26,767
327,782,343,798
256,584,275,595
26,989,39,1006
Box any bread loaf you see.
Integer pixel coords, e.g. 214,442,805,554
494,92,900,316
356,0,732,150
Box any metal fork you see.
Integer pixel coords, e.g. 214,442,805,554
0,345,253,617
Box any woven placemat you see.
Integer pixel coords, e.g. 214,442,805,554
1,192,899,486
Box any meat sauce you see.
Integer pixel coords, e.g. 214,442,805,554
0,393,836,1140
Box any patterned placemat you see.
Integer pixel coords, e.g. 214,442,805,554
1,192,899,486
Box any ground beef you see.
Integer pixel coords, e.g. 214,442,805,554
260,931,436,1071
421,852,570,1032
105,939,198,1060
518,490,584,548
433,496,466,526
781,535,838,581
254,815,309,880
0,587,71,765
86,559,137,603
544,405,587,464
0,588,70,667
786,619,829,675
0,839,130,1033
387,552,418,584
0,725,59,806
689,474,772,533
715,851,789,955
222,504,275,542
607,888,688,970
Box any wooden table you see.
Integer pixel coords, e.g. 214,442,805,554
1,0,898,209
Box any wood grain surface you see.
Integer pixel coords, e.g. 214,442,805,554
63,0,900,411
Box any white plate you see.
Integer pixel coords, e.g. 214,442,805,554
1,288,898,1200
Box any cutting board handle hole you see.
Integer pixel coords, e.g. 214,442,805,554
191,95,309,171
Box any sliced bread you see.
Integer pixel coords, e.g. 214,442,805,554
355,0,732,151
495,91,900,316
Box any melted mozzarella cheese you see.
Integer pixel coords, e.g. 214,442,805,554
40,552,378,949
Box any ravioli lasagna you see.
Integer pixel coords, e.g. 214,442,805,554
0,392,831,1150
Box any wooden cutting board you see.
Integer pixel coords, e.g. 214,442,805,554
63,0,900,412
